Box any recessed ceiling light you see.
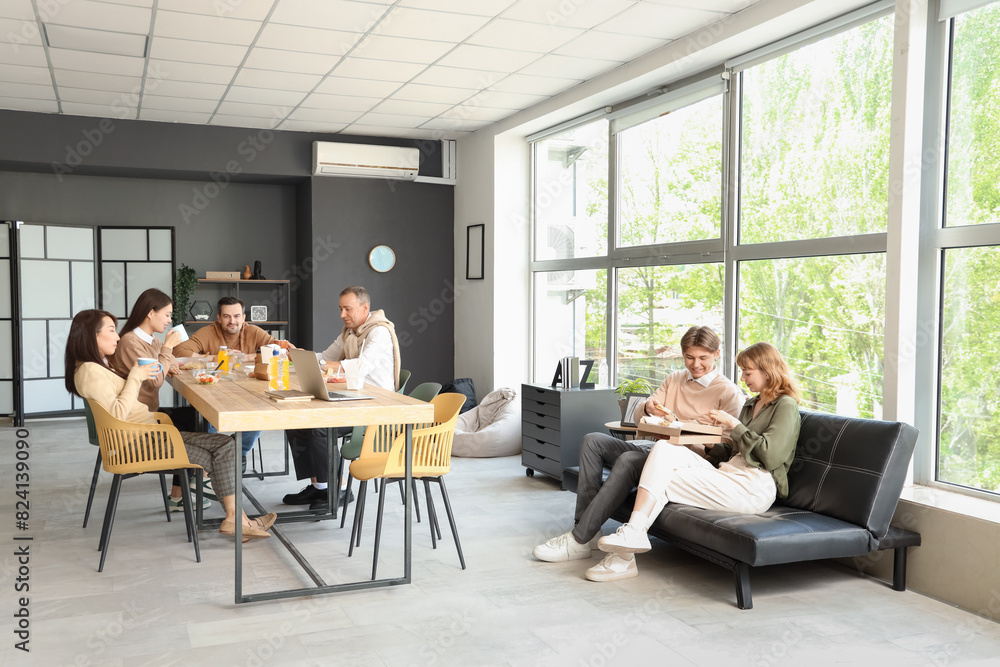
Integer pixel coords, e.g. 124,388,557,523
44,24,148,58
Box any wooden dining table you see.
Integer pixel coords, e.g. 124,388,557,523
168,369,434,603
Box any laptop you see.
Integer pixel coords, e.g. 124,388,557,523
288,348,374,402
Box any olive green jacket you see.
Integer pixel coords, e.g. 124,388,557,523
707,394,801,498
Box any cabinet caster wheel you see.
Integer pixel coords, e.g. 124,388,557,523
525,468,535,477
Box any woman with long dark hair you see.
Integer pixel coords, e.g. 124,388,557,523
586,342,801,581
65,309,274,541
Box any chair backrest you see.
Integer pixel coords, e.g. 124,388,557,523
408,382,442,402
397,369,412,394
83,400,100,447
86,399,196,475
383,393,466,478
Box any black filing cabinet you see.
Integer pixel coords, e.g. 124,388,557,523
521,383,620,487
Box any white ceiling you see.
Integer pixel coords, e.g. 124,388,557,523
0,0,764,139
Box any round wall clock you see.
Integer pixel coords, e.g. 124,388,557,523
369,245,396,272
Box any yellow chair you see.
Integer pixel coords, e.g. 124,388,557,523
87,399,204,572
348,393,466,579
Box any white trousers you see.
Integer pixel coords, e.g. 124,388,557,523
637,441,776,523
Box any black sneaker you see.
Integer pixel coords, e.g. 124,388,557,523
241,456,247,474
309,494,330,511
339,489,355,506
282,485,323,505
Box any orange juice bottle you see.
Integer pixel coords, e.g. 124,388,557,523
217,346,229,371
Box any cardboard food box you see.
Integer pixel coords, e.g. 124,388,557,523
636,420,725,445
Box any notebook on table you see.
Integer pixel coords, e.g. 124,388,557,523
288,348,374,402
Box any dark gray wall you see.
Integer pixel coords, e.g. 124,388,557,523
307,178,455,386
0,109,453,384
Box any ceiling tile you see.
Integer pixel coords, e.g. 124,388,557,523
256,23,361,56
517,53,622,80
352,34,455,64
233,68,323,92
0,96,58,113
436,44,540,73
225,85,307,107
354,111,433,128
62,100,137,119
48,0,151,33
154,11,261,46
278,118,348,133
210,113,277,128
314,76,401,97
47,49,146,77
139,108,214,124
0,64,52,85
92,0,153,6
373,98,453,116
500,0,637,29
411,65,506,89
151,79,227,100
150,37,248,66
157,0,274,21
59,86,134,105
419,116,492,132
53,69,140,92
216,100,286,119
287,107,364,124
442,104,514,122
330,57,426,82
0,81,55,100
0,0,35,22
270,0,388,32
374,7,490,42
243,47,339,75
0,17,43,45
299,92,380,112
391,83,475,104
596,3,725,40
141,94,218,113
0,43,46,66
44,24,148,57
488,72,580,96
464,89,547,110
466,19,583,54
555,31,668,61
148,59,236,85
399,0,517,17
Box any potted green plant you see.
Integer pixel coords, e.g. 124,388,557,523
172,264,197,326
615,377,653,422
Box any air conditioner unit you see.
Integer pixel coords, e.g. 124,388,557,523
312,142,419,180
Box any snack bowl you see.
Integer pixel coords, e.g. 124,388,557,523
326,371,346,384
177,356,212,370
190,369,223,384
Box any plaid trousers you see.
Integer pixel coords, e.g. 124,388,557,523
180,431,237,499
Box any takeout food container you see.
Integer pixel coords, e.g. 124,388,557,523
190,369,223,384
176,356,213,370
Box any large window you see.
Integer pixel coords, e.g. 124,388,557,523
738,254,885,417
936,2,1000,495
532,119,609,261
616,264,723,384
618,95,723,247
532,269,607,385
740,17,893,243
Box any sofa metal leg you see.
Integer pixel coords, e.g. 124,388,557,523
892,546,908,592
735,562,753,610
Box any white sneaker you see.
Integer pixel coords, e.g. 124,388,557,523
597,523,651,554
532,531,598,562
585,553,638,582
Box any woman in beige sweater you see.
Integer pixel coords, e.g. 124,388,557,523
65,309,274,541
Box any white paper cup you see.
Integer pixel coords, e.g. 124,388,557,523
340,358,364,390
137,357,162,375
169,324,189,342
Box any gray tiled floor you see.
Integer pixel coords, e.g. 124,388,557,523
3,419,1000,666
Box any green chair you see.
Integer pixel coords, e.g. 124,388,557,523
83,401,171,528
338,380,440,528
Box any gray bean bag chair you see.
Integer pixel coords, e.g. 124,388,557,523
452,388,521,458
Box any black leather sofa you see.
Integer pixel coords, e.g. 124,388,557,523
562,410,922,609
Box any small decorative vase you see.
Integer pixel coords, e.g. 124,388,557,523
243,265,252,279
